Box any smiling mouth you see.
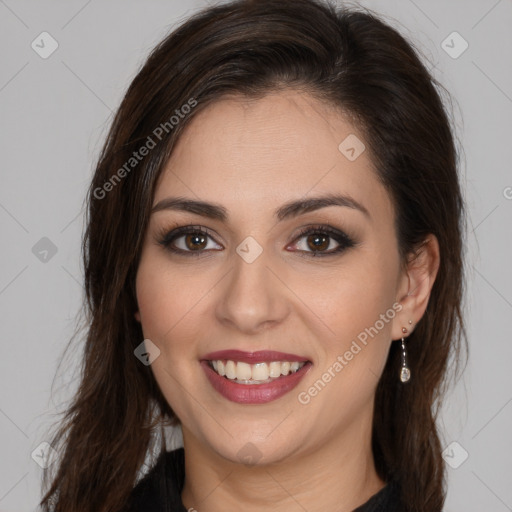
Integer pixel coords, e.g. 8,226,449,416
207,359,308,385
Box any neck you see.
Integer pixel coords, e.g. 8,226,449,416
180,414,385,512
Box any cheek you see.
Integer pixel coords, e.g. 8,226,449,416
134,254,208,419
292,252,400,391
136,252,203,345
293,256,398,337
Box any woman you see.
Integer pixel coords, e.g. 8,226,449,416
40,0,466,511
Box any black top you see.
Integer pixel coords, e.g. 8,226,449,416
126,448,404,512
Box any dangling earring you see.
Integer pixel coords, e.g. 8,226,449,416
400,325,411,383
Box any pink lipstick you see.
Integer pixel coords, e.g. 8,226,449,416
201,350,312,404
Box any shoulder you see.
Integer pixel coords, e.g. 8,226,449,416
125,447,186,512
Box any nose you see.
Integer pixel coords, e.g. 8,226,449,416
215,247,290,334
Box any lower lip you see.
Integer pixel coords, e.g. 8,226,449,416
201,360,312,404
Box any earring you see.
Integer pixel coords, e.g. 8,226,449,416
399,326,411,383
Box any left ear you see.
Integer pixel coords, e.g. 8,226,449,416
391,234,440,340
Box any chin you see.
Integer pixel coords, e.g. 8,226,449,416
200,430,299,467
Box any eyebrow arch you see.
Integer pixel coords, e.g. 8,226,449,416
151,193,370,221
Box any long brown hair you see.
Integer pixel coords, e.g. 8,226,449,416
40,1,466,510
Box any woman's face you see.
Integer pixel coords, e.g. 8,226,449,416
135,90,409,465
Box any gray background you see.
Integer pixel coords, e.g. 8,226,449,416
0,0,511,511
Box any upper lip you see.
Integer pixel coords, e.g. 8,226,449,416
201,349,310,364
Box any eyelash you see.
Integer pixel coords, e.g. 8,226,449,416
157,224,356,258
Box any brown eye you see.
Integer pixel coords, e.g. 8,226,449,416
306,233,330,252
158,226,223,255
184,233,208,251
290,225,356,257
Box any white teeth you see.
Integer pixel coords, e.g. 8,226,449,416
236,362,252,380
210,359,307,382
225,360,237,379
269,361,281,378
252,362,269,381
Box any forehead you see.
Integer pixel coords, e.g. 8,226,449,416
154,90,393,226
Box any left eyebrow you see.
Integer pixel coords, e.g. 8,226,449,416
275,193,370,221
151,193,370,221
